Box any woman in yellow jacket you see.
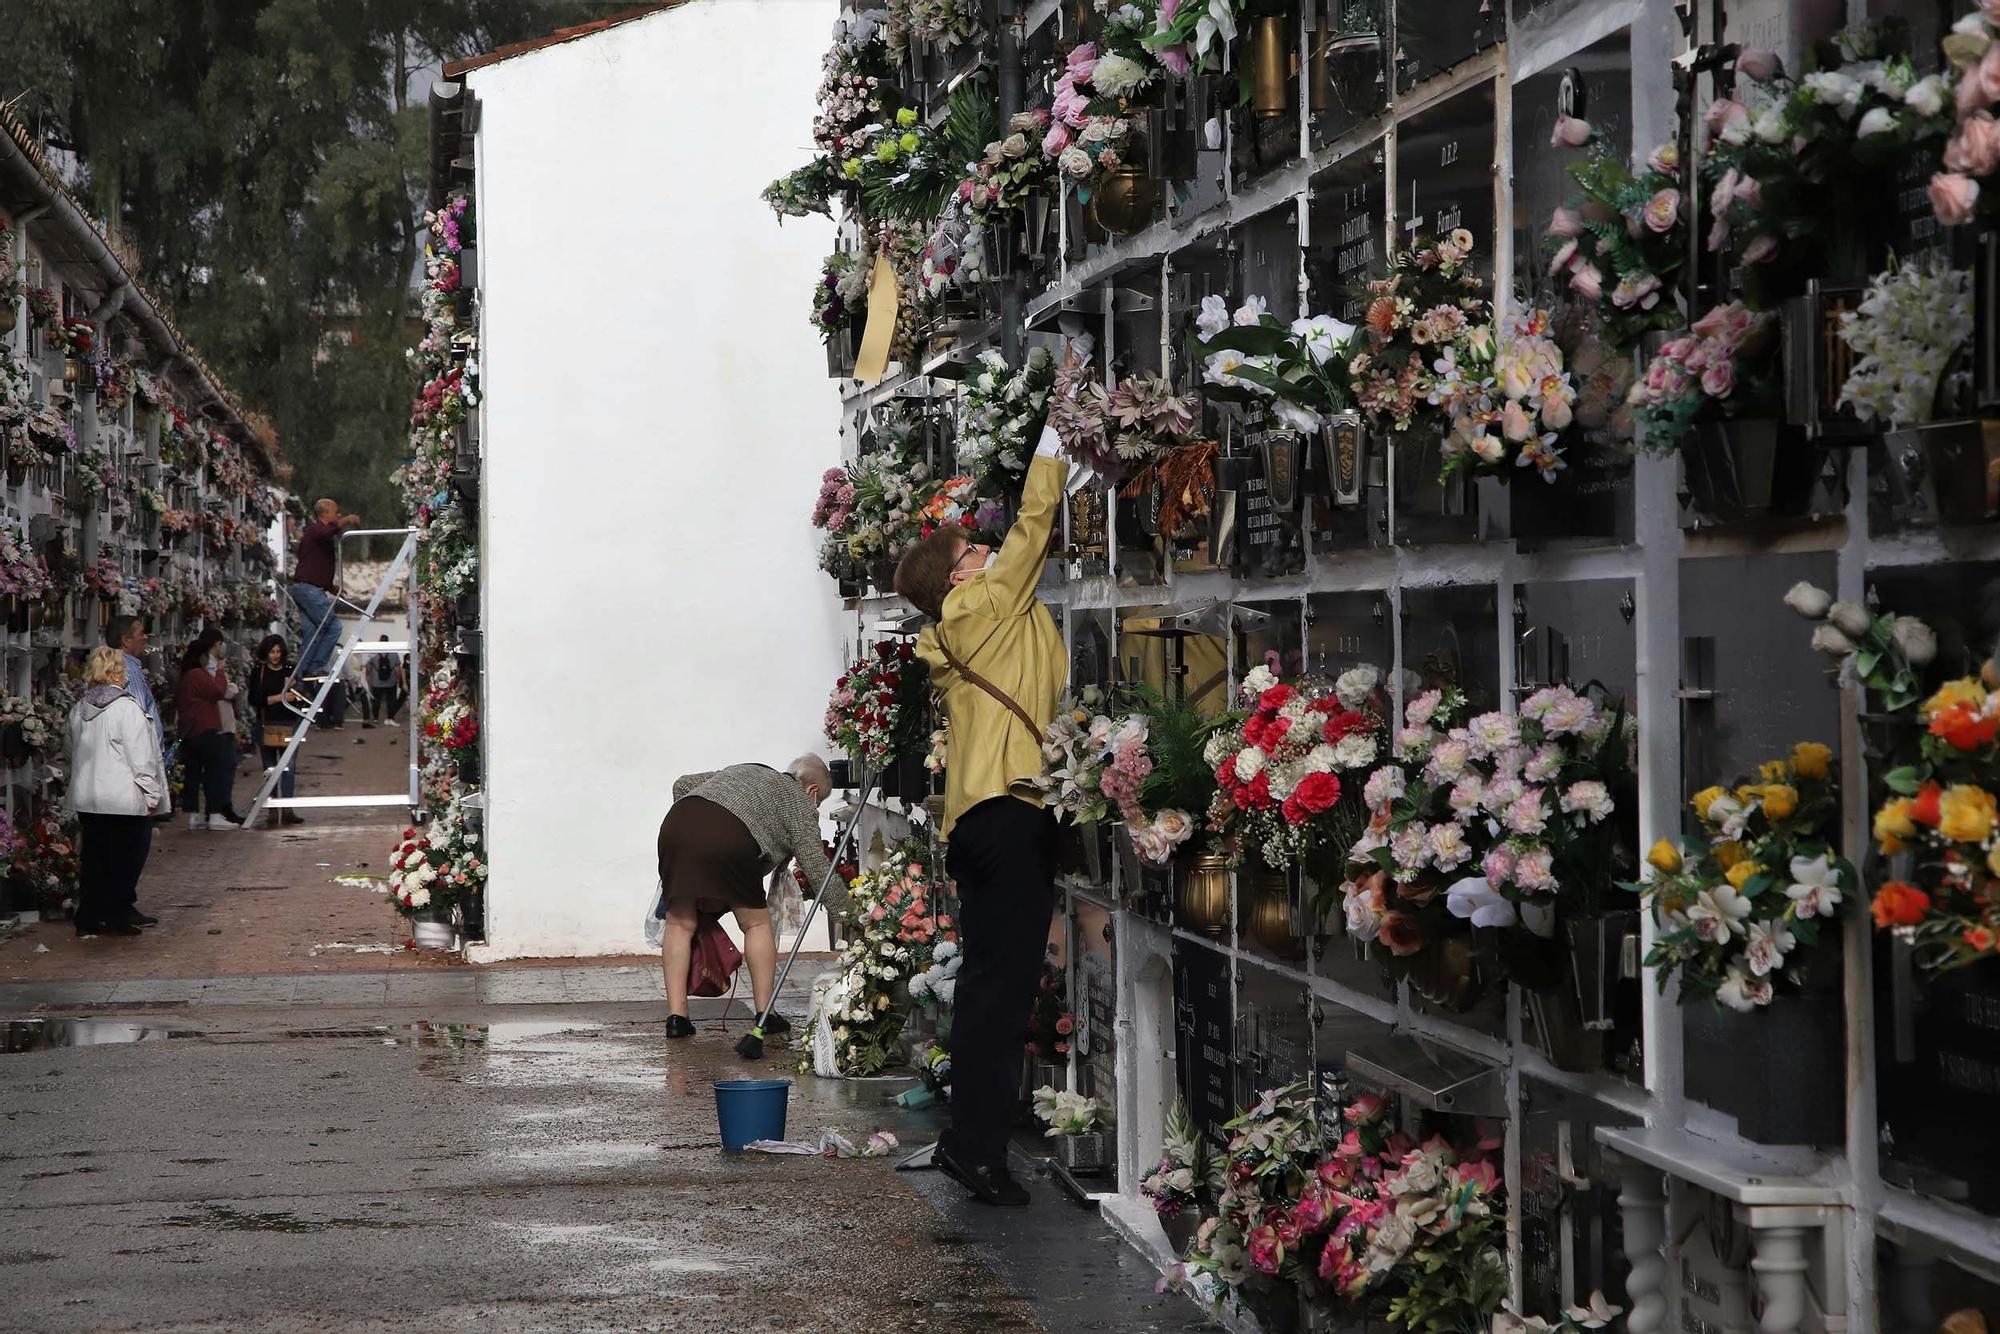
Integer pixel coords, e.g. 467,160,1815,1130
894,425,1076,1206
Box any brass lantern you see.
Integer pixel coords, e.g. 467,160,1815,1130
1091,164,1161,237
1174,851,1231,937
1246,871,1306,960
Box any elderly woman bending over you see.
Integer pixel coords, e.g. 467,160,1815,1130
656,756,836,1039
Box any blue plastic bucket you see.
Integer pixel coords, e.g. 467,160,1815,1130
713,1078,791,1151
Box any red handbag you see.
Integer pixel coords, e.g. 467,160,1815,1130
688,913,744,998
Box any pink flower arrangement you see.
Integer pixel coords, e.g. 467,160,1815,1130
1625,300,1780,447
1175,1081,1506,1330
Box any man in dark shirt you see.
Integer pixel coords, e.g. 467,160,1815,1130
290,498,361,686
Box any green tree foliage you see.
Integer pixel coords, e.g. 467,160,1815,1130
0,0,621,524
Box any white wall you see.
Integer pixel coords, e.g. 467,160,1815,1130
468,0,845,959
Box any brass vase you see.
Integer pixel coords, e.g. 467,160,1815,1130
1091,164,1160,237
1248,16,1292,120
1175,851,1231,938
1246,871,1305,960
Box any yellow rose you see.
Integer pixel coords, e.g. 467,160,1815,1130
1690,786,1727,823
900,132,920,152
896,106,919,128
1713,840,1747,870
842,158,863,179
1758,760,1790,783
1874,798,1915,853
1758,784,1798,822
1939,784,1998,843
1725,860,1764,890
1790,742,1832,781
1646,840,1682,873
1734,784,1761,808
1987,843,2000,879
1923,678,1988,720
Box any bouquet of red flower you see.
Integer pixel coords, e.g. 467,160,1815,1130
824,638,929,768
1205,664,1386,879
424,700,479,751
60,317,95,358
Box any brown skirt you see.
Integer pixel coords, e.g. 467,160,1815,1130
658,795,768,914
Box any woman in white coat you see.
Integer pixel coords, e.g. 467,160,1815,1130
68,645,168,936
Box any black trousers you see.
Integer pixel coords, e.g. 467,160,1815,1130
77,812,152,930
180,730,236,815
371,686,400,720
941,795,1058,1170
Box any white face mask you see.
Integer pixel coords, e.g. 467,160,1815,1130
975,550,998,573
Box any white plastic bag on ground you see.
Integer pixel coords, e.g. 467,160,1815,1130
810,996,840,1077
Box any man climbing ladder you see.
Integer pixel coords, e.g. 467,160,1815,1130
289,498,363,692
241,527,422,829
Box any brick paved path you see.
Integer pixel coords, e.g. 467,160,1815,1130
0,719,653,982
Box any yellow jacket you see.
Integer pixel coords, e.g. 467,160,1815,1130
916,452,1069,837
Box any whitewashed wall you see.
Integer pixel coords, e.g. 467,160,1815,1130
467,0,844,959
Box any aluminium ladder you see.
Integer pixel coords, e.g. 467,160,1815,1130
237,527,422,827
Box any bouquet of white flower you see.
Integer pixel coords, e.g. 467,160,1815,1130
1836,254,1974,428
1032,1085,1103,1136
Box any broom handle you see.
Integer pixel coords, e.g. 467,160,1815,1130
753,780,876,1031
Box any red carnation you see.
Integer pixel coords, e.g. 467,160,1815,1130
1216,759,1239,790
1292,770,1341,816
1261,684,1294,709
1323,710,1368,744
1244,771,1272,808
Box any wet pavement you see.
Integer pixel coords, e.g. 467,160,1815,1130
0,986,1220,1332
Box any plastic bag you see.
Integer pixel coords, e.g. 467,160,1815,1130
642,881,665,950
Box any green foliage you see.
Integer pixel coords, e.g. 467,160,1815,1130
859,77,995,223
1125,682,1220,816
0,0,624,518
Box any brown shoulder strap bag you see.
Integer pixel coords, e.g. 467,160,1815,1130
935,634,1043,745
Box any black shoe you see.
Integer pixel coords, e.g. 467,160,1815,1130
96,922,143,937
759,1012,792,1037
664,1014,696,1039
281,811,305,826
73,918,98,937
125,911,159,928
934,1143,1030,1206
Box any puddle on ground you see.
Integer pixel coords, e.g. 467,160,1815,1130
158,1202,427,1233
3,1020,182,1052
0,1019,612,1054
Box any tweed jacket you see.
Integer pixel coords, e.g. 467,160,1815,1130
670,763,834,896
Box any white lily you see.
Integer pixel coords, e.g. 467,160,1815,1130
1445,875,1517,929
1784,852,1844,919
